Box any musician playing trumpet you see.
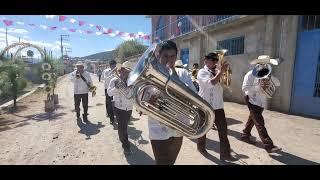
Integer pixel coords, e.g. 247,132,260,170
107,61,134,155
241,55,281,153
70,61,95,122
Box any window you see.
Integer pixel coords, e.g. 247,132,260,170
177,16,191,34
314,52,320,97
300,15,320,32
180,48,189,66
217,36,245,56
156,16,166,41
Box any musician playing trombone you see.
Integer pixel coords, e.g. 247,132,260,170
241,55,281,153
148,40,197,165
196,52,238,162
107,61,134,155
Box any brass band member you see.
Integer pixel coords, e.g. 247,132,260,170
70,61,93,122
196,53,237,161
148,40,197,165
102,60,117,124
107,61,134,155
241,55,281,153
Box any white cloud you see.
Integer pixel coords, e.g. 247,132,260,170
40,25,48,30
96,32,102,36
54,41,70,47
109,33,116,37
16,21,24,25
45,15,56,19
62,27,67,31
0,28,29,35
78,30,83,34
89,24,94,27
70,18,76,23
23,35,30,39
104,48,115,52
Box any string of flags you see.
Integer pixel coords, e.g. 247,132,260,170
1,15,151,41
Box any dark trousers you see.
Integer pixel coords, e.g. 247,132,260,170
114,108,132,150
197,109,231,158
243,96,274,150
151,137,183,165
74,93,88,117
98,75,101,82
105,89,115,122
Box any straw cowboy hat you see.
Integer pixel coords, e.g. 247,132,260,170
121,61,133,71
250,55,279,66
175,60,188,68
75,61,85,66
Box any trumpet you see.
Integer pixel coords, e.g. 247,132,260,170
213,49,232,88
89,85,97,97
110,63,133,99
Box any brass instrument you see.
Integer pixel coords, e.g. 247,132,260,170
110,63,133,99
127,43,215,139
213,49,232,88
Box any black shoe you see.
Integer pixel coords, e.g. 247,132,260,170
266,146,282,153
240,135,256,144
83,114,88,122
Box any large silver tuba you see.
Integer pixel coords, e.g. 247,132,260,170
250,55,282,98
127,43,215,139
110,63,134,99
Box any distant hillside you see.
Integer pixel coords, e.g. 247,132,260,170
81,50,116,60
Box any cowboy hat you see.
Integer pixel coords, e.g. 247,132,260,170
250,55,279,65
121,61,133,71
75,61,84,66
175,60,188,68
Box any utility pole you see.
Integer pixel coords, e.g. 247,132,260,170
60,35,69,60
64,47,72,57
5,27,8,58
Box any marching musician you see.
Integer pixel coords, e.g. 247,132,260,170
107,61,134,155
70,61,93,122
196,52,238,161
101,60,117,124
241,55,281,153
148,40,197,165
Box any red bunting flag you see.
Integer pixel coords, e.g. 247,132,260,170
129,33,135,38
50,26,57,30
69,28,76,32
107,28,113,33
3,20,13,26
79,20,85,26
96,25,102,31
143,35,150,40
118,32,124,36
59,15,67,22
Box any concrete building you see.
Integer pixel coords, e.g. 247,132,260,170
148,15,320,118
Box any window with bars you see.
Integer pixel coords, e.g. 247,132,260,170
177,16,191,34
217,36,245,56
313,52,320,97
300,15,320,32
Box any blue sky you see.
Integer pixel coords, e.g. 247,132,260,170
0,15,151,58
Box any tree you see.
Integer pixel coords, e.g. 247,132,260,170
0,60,27,108
115,40,147,63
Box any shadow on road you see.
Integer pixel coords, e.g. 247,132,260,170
124,142,154,165
128,126,149,145
269,151,320,165
226,117,243,126
76,118,105,140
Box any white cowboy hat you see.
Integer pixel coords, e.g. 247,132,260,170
250,55,279,65
121,61,132,71
175,60,184,68
75,61,84,66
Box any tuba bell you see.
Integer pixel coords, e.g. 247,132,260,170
127,43,215,139
213,49,232,88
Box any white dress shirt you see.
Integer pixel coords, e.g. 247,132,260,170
197,65,224,110
70,70,92,95
101,67,114,90
242,70,280,109
148,67,197,140
107,77,134,111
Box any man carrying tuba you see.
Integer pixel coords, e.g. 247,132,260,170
148,40,197,165
70,61,94,122
241,55,281,153
196,52,238,161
